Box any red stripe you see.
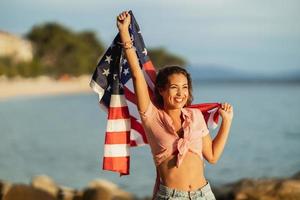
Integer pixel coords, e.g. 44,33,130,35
105,131,130,144
187,103,221,126
213,110,220,125
130,117,148,143
124,87,137,105
203,113,209,125
188,103,221,112
108,106,130,119
103,156,130,175
124,85,154,106
143,60,156,83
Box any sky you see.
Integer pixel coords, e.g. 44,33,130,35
1,0,300,75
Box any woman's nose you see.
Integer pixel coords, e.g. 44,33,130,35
176,89,182,95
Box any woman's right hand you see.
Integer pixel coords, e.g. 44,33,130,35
117,11,131,32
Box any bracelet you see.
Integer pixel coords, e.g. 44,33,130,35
123,43,133,50
117,40,133,49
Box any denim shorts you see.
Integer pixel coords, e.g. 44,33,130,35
154,182,216,200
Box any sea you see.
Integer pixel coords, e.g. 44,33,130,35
0,82,300,198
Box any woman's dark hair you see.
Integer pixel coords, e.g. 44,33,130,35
154,65,193,108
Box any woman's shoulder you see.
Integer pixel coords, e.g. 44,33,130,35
139,100,163,121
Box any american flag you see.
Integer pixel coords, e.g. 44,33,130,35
90,11,221,176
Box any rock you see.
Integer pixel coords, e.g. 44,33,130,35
213,184,235,200
31,175,58,197
82,187,112,200
31,175,81,200
3,184,56,200
70,190,84,200
1,176,135,200
88,179,119,191
57,186,82,200
0,180,12,199
214,176,300,200
85,179,133,200
277,180,300,196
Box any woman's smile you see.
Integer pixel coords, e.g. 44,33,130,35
174,97,184,103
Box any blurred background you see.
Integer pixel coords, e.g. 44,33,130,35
1,0,300,199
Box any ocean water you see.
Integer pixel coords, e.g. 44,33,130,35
0,82,300,197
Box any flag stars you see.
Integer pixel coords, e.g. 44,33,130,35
123,68,130,76
142,48,147,56
122,59,127,64
105,55,113,64
107,85,111,91
102,68,110,76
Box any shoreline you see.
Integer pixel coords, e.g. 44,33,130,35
1,172,300,200
0,75,93,101
1,75,299,102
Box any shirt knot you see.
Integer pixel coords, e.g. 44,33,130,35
176,138,190,167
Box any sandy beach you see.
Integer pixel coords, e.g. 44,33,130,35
0,75,93,101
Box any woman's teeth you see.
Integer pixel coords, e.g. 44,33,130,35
174,98,183,103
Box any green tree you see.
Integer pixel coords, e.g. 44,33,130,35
26,22,104,77
0,22,187,78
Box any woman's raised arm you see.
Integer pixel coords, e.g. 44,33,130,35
117,11,151,113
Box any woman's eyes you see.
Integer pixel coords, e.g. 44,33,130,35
170,86,188,89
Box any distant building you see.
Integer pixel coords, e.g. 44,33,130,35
0,31,33,63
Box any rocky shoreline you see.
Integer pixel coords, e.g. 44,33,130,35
1,172,300,200
0,175,134,200
213,171,300,200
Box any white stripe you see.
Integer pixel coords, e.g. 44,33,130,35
125,79,134,93
104,144,130,157
126,100,140,120
125,70,154,93
207,107,219,130
130,129,146,146
106,119,131,132
110,94,127,107
210,122,218,129
90,79,105,100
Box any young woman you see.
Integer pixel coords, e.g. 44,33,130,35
117,11,233,200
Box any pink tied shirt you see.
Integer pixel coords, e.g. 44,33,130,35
139,101,209,168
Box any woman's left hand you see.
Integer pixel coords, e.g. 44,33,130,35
218,102,234,122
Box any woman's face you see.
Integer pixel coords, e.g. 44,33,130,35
159,73,189,110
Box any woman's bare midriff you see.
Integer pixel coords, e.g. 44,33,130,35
158,150,207,191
